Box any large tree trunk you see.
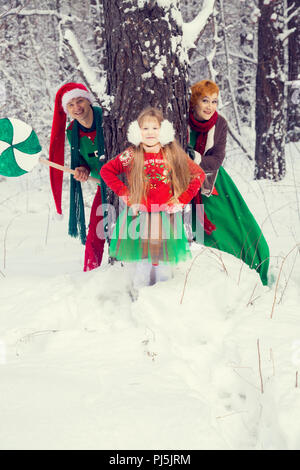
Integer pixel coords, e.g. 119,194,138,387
101,0,189,162
254,0,286,181
287,0,300,143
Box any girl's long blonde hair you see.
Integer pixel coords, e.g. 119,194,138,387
128,107,192,205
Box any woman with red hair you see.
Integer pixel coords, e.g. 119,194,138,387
188,79,270,285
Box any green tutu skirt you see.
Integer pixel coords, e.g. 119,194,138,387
110,209,191,265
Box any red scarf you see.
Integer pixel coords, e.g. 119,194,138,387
189,110,218,155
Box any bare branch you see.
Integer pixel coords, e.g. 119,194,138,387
182,0,216,49
285,6,300,24
63,28,112,110
0,7,80,23
219,0,242,133
278,27,296,42
226,120,253,161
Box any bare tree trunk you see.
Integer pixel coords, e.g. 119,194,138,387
287,0,300,142
255,0,286,181
101,0,189,208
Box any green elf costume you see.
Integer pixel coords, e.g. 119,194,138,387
188,109,270,286
49,83,107,271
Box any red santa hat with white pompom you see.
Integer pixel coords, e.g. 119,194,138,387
49,82,93,214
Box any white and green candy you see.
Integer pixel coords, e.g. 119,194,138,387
0,117,42,177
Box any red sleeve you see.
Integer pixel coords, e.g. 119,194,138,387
178,156,206,205
100,152,130,197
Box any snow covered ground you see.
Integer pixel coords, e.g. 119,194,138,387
0,143,299,450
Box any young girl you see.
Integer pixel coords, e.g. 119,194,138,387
100,107,206,288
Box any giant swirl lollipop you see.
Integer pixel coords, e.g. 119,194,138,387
0,117,98,181
0,117,41,176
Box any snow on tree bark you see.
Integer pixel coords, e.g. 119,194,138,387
255,0,286,181
101,0,190,209
102,0,189,151
287,0,300,142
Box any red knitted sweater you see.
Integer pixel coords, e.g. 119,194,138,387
100,148,205,212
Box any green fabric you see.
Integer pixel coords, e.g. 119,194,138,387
14,130,41,154
67,106,107,245
194,166,270,285
76,135,101,180
189,129,198,149
68,118,87,244
0,147,26,177
0,119,42,177
0,118,13,144
110,209,192,265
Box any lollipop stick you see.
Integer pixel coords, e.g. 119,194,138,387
39,157,100,183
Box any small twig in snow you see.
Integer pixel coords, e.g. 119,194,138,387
278,247,299,305
232,369,260,392
271,244,300,319
180,246,215,304
216,410,248,420
257,339,264,394
296,371,298,389
207,247,228,275
180,250,204,304
246,283,258,307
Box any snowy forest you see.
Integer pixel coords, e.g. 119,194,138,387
1,0,299,177
0,0,300,452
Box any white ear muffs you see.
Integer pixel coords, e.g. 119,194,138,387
127,118,176,147
159,120,175,146
127,120,142,146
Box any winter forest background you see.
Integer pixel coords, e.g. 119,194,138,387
0,0,299,179
1,0,300,451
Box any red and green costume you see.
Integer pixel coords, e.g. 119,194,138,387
101,147,205,265
66,106,108,271
189,110,270,286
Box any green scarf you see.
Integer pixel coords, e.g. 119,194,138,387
68,106,107,244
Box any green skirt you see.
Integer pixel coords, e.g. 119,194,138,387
110,209,191,265
193,166,270,285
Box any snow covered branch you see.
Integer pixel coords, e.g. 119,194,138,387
286,1,295,15
285,6,300,25
219,0,242,134
182,0,216,50
278,27,296,43
137,0,178,9
0,8,81,24
63,29,112,110
0,0,29,20
227,52,257,65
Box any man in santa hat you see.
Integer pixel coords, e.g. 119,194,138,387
49,82,107,271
